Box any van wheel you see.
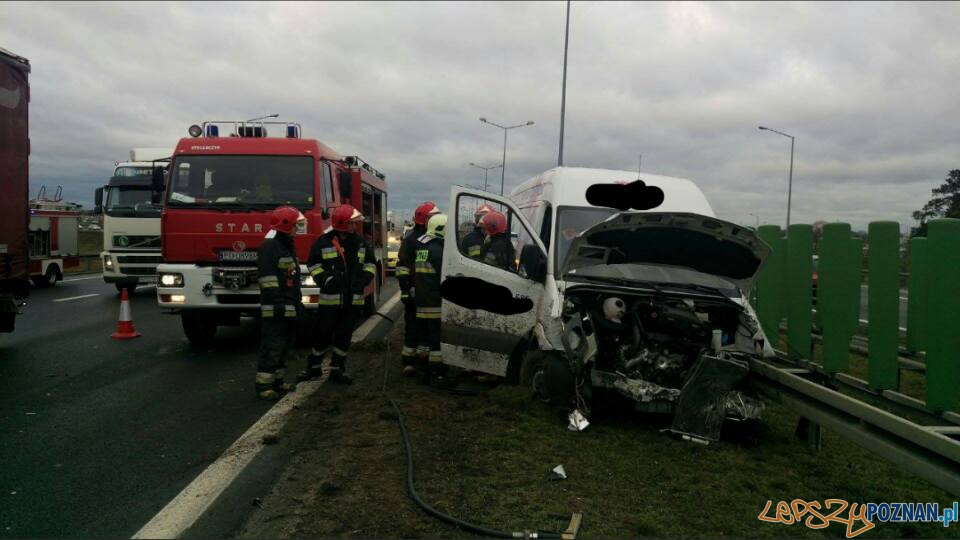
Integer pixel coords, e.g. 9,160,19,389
519,350,549,402
181,310,217,348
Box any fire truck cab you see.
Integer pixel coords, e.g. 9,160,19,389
156,120,387,347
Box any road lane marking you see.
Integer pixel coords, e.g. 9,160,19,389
132,378,326,539
352,291,401,343
132,293,399,539
62,275,103,282
52,293,100,303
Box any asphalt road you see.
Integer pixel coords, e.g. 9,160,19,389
0,275,397,538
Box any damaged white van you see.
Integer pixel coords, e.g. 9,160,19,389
439,167,774,443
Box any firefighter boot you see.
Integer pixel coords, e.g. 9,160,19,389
416,355,430,385
256,372,281,401
328,354,353,385
401,347,418,377
297,350,327,382
273,369,297,395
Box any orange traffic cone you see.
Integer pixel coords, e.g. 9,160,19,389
111,288,142,340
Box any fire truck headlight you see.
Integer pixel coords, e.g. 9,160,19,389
159,273,184,287
104,257,113,269
301,275,316,287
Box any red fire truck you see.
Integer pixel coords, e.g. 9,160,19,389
0,47,30,333
156,120,388,346
28,185,82,286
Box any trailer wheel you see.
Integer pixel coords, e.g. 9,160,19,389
0,313,14,333
181,310,217,348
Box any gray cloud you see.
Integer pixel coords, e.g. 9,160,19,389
3,1,959,230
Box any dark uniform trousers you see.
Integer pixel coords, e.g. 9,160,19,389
255,234,302,396
397,224,425,368
303,230,377,378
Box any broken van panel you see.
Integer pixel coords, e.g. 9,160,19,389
441,168,774,444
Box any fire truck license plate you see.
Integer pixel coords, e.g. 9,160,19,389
218,251,258,262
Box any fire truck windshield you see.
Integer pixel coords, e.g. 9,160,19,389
167,155,315,210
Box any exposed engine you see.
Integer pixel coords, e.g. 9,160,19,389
560,287,766,442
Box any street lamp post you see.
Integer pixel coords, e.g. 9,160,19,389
758,125,795,232
468,162,503,192
748,213,760,228
479,117,535,195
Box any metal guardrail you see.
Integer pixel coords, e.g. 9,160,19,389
752,356,960,495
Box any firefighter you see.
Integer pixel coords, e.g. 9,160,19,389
396,201,440,376
461,203,493,259
414,213,447,385
479,210,515,271
255,206,305,400
298,204,377,385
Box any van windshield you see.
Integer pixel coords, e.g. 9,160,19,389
167,155,315,210
554,206,616,272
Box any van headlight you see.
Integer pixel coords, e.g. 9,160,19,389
159,273,184,287
301,275,316,287
104,257,114,269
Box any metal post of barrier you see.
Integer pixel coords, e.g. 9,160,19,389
926,218,960,412
785,224,813,361
755,226,785,343
906,237,928,354
868,221,900,390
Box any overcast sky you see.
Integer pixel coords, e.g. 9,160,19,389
3,1,958,229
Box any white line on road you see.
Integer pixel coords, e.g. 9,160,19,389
352,291,401,343
132,378,326,539
62,275,104,282
52,293,100,303
132,292,400,539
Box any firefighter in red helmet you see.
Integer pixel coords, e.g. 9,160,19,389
479,210,515,271
396,201,440,375
298,204,377,384
255,206,305,400
461,203,493,260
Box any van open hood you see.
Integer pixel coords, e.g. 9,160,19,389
561,212,771,292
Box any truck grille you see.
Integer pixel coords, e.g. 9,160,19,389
117,255,161,264
113,235,161,249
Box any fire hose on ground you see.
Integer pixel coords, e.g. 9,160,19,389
374,310,582,539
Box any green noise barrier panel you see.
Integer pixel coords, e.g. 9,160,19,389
819,223,860,373
785,225,813,361
755,225,785,344
867,221,900,390
906,237,929,354
925,218,960,412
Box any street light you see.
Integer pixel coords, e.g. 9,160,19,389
748,213,760,228
468,162,503,192
245,113,279,122
479,117,535,195
758,125,795,232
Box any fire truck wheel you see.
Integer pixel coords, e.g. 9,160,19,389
45,266,60,287
181,310,217,348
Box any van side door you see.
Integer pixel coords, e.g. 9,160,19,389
441,187,548,377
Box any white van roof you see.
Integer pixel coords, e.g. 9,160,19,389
510,166,715,217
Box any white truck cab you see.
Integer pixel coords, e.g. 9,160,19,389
96,148,171,293
440,167,774,442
